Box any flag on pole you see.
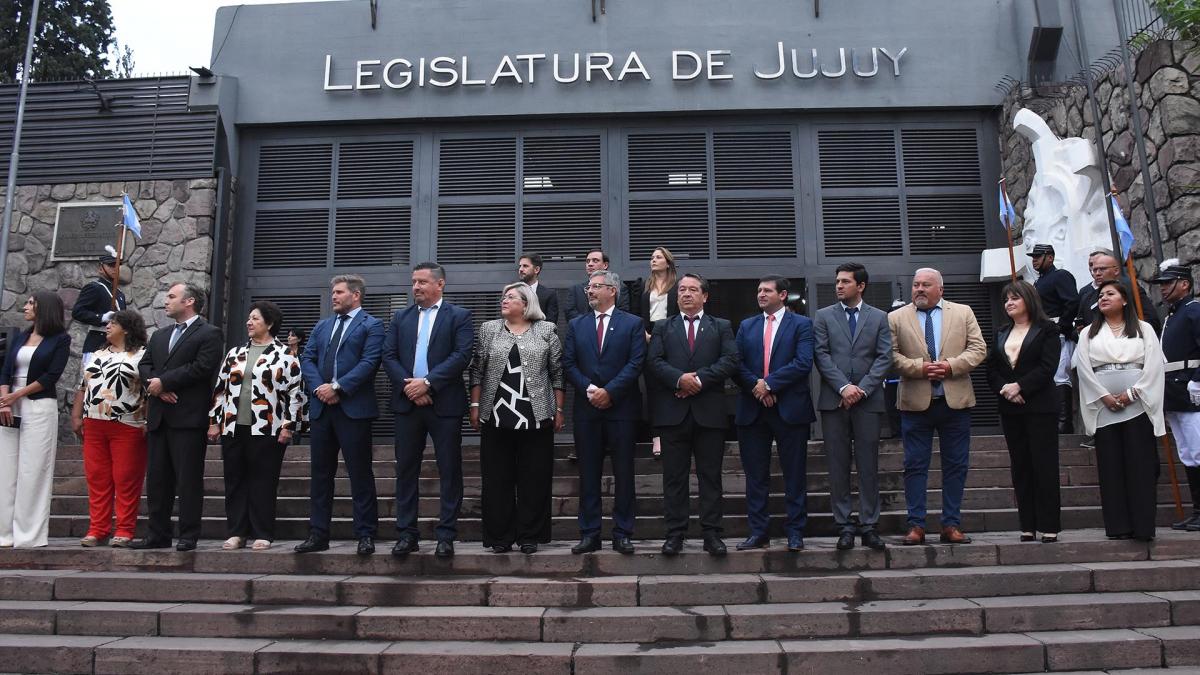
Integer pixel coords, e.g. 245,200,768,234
121,193,143,240
998,182,1017,231
1111,194,1134,261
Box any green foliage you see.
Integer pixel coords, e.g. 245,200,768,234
1155,0,1200,41
0,0,118,83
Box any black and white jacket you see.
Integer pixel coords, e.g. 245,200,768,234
209,339,306,436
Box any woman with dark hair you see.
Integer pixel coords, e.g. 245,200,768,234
986,280,1062,542
208,300,306,550
1072,279,1165,541
71,310,149,547
286,328,307,358
0,291,70,547
640,247,678,459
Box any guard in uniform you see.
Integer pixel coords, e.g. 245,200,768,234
1028,244,1079,433
70,254,127,364
1152,259,1200,531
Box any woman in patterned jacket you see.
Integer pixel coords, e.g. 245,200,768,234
207,300,306,550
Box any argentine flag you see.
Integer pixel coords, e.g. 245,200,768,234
122,193,143,240
1111,195,1134,261
998,182,1017,231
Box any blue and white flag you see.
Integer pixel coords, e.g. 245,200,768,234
121,193,143,240
998,182,1017,231
1112,194,1134,261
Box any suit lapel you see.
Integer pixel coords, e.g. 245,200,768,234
165,318,203,363
907,307,930,358
1017,323,1042,367
770,312,793,370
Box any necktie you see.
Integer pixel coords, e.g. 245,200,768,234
762,314,775,378
325,314,349,381
168,322,187,352
413,306,434,379
686,315,698,353
595,313,607,355
921,308,937,360
846,307,858,338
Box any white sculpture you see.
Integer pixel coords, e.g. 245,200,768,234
980,108,1115,286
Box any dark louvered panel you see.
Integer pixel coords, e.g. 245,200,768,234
257,144,332,201
817,129,897,188
334,206,411,267
906,194,987,256
337,141,414,199
713,131,793,190
438,137,516,196
901,129,981,187
814,279,897,311
715,198,797,259
361,292,410,437
821,196,902,257
445,290,504,434
522,201,602,261
942,281,1000,429
522,136,601,193
627,133,707,192
436,203,516,264
253,209,328,269
628,199,710,260
250,294,324,340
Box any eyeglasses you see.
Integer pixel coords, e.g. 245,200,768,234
586,284,614,291
501,294,524,302
1092,265,1118,272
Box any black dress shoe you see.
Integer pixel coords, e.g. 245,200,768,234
862,531,887,551
612,536,635,555
175,539,197,552
491,544,512,554
571,535,601,555
836,532,856,550
520,543,538,554
294,536,329,553
736,535,769,551
130,538,172,550
702,534,727,557
435,539,455,558
661,536,684,556
787,534,804,551
391,537,419,557
357,536,375,556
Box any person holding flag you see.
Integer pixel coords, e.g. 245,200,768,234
70,194,142,366
1152,260,1200,532
1027,244,1079,434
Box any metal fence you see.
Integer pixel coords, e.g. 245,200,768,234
1115,0,1169,42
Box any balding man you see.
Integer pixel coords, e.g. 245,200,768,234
1076,251,1160,335
888,268,987,545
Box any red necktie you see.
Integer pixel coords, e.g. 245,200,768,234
595,313,607,355
763,314,775,378
687,315,697,352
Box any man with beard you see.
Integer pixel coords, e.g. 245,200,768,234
564,249,629,321
518,253,560,325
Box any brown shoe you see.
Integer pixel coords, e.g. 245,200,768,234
939,526,972,544
902,526,925,545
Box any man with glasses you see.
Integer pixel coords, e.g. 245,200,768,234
1076,251,1160,335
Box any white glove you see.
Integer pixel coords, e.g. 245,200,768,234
101,311,115,323
1188,380,1200,407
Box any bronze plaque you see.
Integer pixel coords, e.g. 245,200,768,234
51,202,125,261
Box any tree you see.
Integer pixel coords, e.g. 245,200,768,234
0,0,118,83
110,39,134,79
1155,0,1200,42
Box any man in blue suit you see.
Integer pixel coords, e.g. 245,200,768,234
296,274,385,555
563,270,645,555
382,262,474,559
734,275,815,552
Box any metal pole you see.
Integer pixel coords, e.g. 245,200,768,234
0,0,41,294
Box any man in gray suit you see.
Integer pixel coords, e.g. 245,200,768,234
813,262,893,551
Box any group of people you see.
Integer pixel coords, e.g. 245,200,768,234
0,241,1190,554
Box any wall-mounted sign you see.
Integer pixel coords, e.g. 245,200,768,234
51,202,125,261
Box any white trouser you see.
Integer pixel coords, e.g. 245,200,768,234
0,396,60,547
1054,335,1074,386
1167,411,1200,468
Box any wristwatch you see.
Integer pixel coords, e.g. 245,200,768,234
423,378,432,389
331,383,342,393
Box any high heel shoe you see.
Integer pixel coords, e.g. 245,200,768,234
1019,532,1035,542
652,437,662,459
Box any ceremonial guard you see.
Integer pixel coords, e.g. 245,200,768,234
1028,244,1079,433
1152,259,1200,531
71,254,128,365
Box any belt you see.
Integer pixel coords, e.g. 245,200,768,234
87,327,107,333
1096,363,1143,372
1166,360,1200,373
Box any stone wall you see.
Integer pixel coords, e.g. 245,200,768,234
999,39,1200,284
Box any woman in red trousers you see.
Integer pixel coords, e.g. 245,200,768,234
70,310,149,547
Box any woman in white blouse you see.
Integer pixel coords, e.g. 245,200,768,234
1072,279,1165,541
640,247,678,459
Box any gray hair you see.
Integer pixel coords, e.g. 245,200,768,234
913,267,943,287
502,282,546,322
1089,248,1114,259
331,274,366,297
589,269,621,288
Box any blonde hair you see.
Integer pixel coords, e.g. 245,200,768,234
502,282,546,322
649,247,678,295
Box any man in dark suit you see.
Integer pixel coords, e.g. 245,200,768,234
382,262,473,559
134,282,223,551
1029,244,1080,434
563,270,645,555
518,252,559,324
734,275,815,552
296,274,385,555
648,273,739,556
813,263,893,552
1077,251,1160,335
564,249,629,321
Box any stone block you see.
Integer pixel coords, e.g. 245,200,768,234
166,244,184,272
863,563,1090,600
639,574,761,606
1148,589,1200,624
250,574,346,605
57,601,178,636
381,641,575,675
0,569,75,600
976,592,1169,632
1138,625,1200,666
885,540,999,569
157,220,186,246
0,598,76,633
1030,628,1162,671
50,184,76,200
781,633,1044,675
55,572,257,603
1087,559,1200,591
1169,163,1200,198
185,189,216,217
1159,134,1200,171
256,639,388,674
137,243,172,267
994,538,1145,566
160,603,362,639
574,640,781,675
94,636,271,675
339,575,488,606
182,236,213,271
726,601,849,639
858,598,983,637
356,606,543,641
1163,95,1200,137
761,573,860,603
1151,67,1191,99
488,575,638,607
0,633,120,675
542,605,725,643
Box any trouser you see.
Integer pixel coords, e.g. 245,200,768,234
82,418,147,539
738,407,810,538
999,412,1061,534
822,406,882,534
900,399,972,529
393,407,463,541
221,425,287,541
1166,411,1200,468
145,424,208,543
659,412,726,537
1094,412,1160,539
1054,336,1074,386
308,407,377,539
479,424,554,547
575,416,637,538
0,397,59,547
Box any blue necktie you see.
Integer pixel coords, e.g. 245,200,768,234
324,314,348,381
846,307,858,338
921,308,937,359
413,306,434,379
168,323,186,352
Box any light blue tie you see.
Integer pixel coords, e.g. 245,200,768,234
413,306,434,379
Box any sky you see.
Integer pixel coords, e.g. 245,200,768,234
108,1,345,75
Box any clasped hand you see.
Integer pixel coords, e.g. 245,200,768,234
923,360,951,381
999,382,1025,405
1101,391,1133,412
675,372,702,398
314,383,341,406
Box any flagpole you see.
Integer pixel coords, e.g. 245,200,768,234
1000,177,1017,282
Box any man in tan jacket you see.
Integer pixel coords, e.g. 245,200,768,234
889,268,987,545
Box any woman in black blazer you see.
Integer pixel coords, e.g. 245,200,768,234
986,280,1062,543
638,247,679,458
0,291,70,547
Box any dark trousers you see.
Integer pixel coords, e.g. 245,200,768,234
575,416,637,538
308,406,377,539
221,425,286,541
145,425,207,542
659,412,726,537
1094,412,1160,539
393,407,463,541
900,399,972,529
822,406,882,534
738,407,810,538
999,412,1061,534
479,424,554,547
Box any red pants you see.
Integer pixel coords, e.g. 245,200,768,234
82,418,148,539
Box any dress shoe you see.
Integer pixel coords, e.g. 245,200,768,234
786,534,804,551
902,526,926,546
131,538,172,550
1041,533,1059,543
491,544,512,553
175,539,197,552
661,535,684,556
736,534,769,551
939,526,972,544
836,532,856,550
611,536,635,555
391,537,418,557
702,533,727,557
357,536,375,556
1172,511,1200,531
861,531,886,551
294,536,329,553
520,543,538,554
435,539,455,558
571,535,601,554
1020,532,1036,542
